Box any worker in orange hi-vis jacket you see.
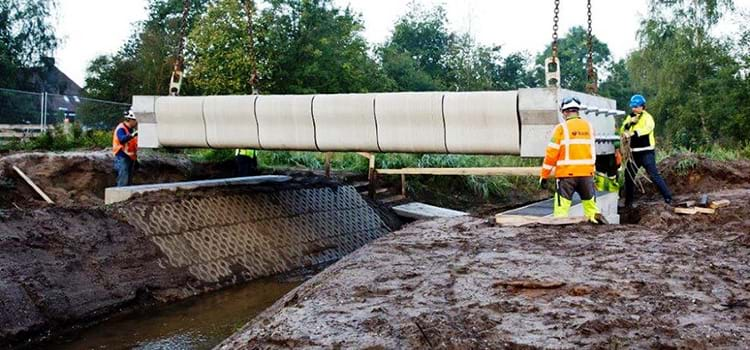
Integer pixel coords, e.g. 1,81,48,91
539,97,606,224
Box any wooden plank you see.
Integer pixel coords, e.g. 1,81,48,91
709,199,731,209
0,132,26,138
495,214,588,227
401,174,406,196
359,188,389,195
393,202,468,220
0,124,44,130
676,200,696,208
380,194,406,204
324,152,332,178
376,167,541,176
674,207,698,215
13,166,54,204
694,207,716,214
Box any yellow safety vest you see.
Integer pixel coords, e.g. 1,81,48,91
620,111,657,152
235,149,256,157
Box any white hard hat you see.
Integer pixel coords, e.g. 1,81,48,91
124,110,137,120
560,97,582,112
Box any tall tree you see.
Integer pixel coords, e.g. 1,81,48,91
627,0,745,147
83,0,209,100
379,4,451,91
251,0,387,94
0,0,58,89
380,3,532,92
186,0,255,94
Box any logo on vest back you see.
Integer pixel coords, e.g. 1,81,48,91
572,131,590,137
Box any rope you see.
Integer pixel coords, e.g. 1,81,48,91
620,134,647,194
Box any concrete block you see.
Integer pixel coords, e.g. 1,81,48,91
104,175,292,205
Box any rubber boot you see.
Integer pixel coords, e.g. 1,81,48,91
553,193,572,218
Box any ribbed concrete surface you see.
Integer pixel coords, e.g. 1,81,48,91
119,185,390,295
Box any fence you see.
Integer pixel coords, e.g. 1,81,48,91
0,87,131,133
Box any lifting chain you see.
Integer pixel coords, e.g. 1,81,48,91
169,0,191,96
585,0,598,94
545,0,561,87
552,0,560,63
240,0,259,95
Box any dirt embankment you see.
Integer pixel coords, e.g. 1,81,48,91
218,158,750,349
0,207,197,348
0,151,233,209
649,154,750,197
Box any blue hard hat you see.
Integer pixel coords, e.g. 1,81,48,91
629,94,646,108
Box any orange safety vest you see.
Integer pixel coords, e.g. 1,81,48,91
540,116,596,179
112,123,138,160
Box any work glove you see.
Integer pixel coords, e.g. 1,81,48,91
623,131,634,139
131,130,139,137
538,178,548,189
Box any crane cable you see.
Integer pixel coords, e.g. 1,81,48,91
169,0,190,96
240,0,259,95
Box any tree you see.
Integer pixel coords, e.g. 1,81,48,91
626,0,746,147
599,59,633,112
379,4,451,91
251,0,387,94
186,0,255,94
83,0,209,100
532,26,612,92
380,3,532,92
0,0,58,89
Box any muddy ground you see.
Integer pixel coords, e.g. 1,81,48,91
0,151,402,349
219,160,750,349
0,207,198,348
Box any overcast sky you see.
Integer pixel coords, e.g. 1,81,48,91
53,0,749,88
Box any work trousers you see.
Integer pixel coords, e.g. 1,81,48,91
555,176,599,220
235,155,258,177
624,150,672,205
114,156,134,187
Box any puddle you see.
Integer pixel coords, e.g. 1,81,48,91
47,279,300,350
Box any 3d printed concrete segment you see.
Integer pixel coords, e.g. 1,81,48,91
443,91,518,154
203,95,260,148
155,96,208,147
313,94,379,151
141,88,622,156
256,95,317,150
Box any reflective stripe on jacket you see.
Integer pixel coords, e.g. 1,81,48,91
540,116,596,179
620,110,656,152
112,123,138,160
235,149,256,157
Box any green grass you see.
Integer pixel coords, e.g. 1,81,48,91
0,124,111,152
657,143,750,163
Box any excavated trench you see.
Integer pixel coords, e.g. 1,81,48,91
0,151,400,349
3,151,749,349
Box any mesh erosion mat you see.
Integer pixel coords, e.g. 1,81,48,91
110,181,392,295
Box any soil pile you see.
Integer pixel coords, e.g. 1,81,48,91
657,154,750,196
0,207,196,348
219,196,750,348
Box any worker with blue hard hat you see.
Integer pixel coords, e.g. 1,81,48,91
620,94,673,208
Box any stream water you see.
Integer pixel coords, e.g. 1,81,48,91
47,279,301,350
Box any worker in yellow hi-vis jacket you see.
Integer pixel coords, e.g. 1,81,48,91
235,149,257,177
